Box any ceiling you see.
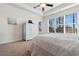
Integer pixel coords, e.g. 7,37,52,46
25,3,62,13
6,3,63,16
6,3,79,16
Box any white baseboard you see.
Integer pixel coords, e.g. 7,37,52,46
0,39,22,44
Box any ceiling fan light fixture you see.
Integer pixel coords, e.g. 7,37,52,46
40,3,46,7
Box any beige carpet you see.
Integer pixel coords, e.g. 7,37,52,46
0,40,32,56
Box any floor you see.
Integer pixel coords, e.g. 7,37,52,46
0,40,32,56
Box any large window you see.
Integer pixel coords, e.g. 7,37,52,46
49,13,77,34
49,16,64,33
65,13,77,33
56,16,64,33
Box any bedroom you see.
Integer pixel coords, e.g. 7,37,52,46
0,3,79,56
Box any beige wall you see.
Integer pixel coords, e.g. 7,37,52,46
0,4,42,44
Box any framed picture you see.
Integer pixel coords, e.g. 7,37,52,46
8,17,17,25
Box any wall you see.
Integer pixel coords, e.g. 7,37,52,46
0,4,42,44
41,17,49,33
42,4,79,34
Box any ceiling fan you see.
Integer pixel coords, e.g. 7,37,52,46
33,3,53,12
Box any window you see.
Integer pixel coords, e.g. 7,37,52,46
65,13,77,33
49,18,56,33
56,16,64,33
49,16,64,33
49,13,77,34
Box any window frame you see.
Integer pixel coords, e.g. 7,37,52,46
49,13,78,34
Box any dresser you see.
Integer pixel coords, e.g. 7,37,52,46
22,23,34,40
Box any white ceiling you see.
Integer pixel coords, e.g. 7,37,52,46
6,3,63,16
5,3,79,16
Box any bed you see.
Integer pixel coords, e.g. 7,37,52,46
31,35,79,56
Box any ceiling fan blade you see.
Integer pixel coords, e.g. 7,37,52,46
46,4,53,7
33,4,40,8
42,7,44,11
